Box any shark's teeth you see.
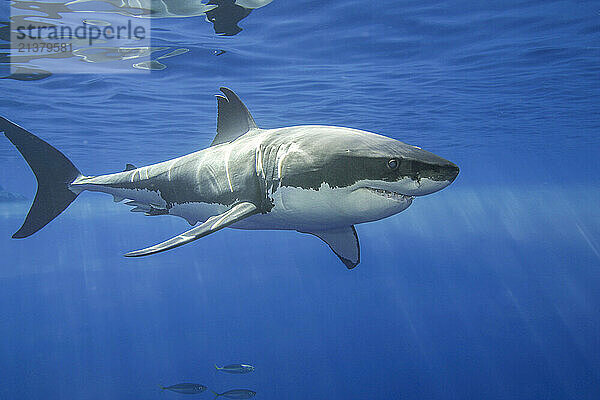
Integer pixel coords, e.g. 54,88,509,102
365,188,413,202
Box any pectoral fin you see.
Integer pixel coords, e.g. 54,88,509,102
300,226,360,269
125,202,258,257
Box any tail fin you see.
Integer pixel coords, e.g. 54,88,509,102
1,117,81,238
211,391,220,400
215,364,221,370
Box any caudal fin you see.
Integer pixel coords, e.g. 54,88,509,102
0,117,81,238
211,391,221,400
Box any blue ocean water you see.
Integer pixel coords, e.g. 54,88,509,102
1,0,599,399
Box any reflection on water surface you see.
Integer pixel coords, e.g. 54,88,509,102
1,0,273,79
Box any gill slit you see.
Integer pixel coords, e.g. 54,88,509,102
224,146,234,192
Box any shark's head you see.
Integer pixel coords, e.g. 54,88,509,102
346,135,460,197
275,126,459,226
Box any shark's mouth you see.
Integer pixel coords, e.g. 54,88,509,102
364,187,414,202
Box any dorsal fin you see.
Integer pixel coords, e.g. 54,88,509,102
124,163,137,171
211,87,258,146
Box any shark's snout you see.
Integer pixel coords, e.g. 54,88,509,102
391,148,460,196
414,158,459,196
443,160,460,183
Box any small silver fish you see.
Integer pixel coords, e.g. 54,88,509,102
212,389,256,399
215,364,255,374
161,383,207,394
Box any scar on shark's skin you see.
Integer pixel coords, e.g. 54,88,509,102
1,87,459,269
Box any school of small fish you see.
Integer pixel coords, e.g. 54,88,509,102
161,363,256,398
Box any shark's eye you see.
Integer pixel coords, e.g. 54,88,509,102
387,159,399,170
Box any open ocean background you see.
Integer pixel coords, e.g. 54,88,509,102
1,0,599,399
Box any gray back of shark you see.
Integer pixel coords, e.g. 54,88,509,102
1,87,459,269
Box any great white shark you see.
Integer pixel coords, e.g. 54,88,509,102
1,88,459,269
